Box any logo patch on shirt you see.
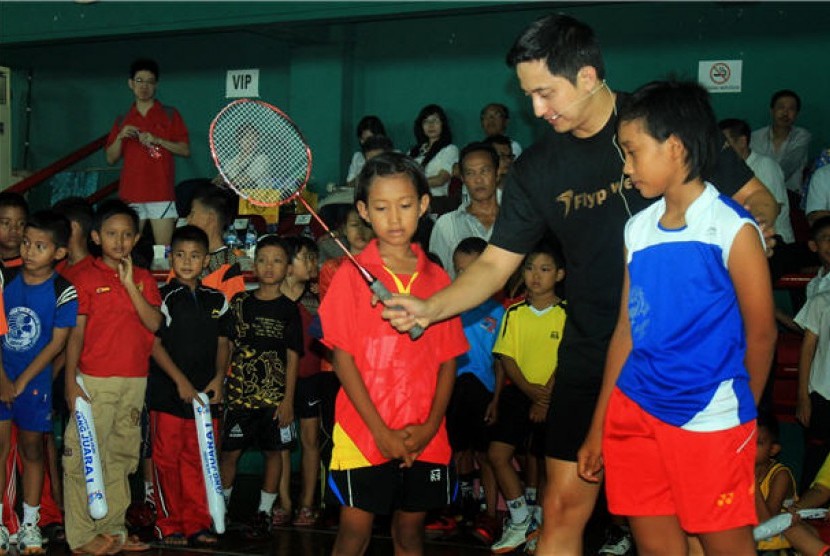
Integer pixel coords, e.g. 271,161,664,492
95,287,111,294
5,306,41,353
430,469,442,483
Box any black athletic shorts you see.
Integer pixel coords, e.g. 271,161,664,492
327,460,455,515
488,385,545,457
222,407,295,452
446,374,492,453
545,382,600,462
294,374,323,420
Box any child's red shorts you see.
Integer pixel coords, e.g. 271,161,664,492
602,387,757,534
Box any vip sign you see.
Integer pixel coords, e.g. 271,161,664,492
226,69,260,98
698,60,742,93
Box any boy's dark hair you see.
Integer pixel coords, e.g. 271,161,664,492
481,103,509,120
94,199,139,233
757,410,781,444
811,216,830,240
192,186,232,229
619,80,719,184
409,104,453,168
26,210,71,250
0,191,29,215
506,14,605,85
356,116,387,140
361,135,394,155
770,89,801,112
718,118,752,142
355,152,430,206
171,225,209,253
53,196,94,237
255,234,290,258
130,58,159,80
527,239,565,270
454,237,488,258
460,142,499,172
282,235,319,261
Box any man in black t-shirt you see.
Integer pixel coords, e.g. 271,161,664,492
383,13,778,555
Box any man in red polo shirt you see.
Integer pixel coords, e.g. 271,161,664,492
105,58,190,248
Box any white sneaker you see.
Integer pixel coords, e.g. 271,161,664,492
17,523,44,555
491,515,538,554
0,525,8,554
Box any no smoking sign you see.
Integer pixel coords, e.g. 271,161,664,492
699,60,742,93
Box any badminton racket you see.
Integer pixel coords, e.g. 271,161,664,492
210,99,424,340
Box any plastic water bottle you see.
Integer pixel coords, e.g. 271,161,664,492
223,226,239,250
244,223,257,258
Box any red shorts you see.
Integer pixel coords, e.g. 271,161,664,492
602,388,757,534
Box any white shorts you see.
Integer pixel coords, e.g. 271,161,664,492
129,201,178,221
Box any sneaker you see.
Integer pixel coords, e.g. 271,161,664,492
471,514,499,545
491,515,538,554
598,525,633,556
424,514,457,537
18,523,44,555
0,524,8,554
244,511,271,540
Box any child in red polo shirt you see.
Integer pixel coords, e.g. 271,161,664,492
318,152,468,556
63,200,162,556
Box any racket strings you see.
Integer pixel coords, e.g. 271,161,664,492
212,101,311,206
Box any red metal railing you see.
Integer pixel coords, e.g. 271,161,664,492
8,134,117,203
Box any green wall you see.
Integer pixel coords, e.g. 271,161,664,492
1,2,829,202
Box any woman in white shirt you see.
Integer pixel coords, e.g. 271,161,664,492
408,104,458,199
345,115,387,185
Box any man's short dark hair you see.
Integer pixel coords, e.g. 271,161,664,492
506,14,605,85
771,89,801,112
459,142,499,172
26,210,71,250
171,225,209,253
718,118,752,143
94,199,139,233
130,58,159,80
0,191,29,216
480,103,509,120
619,80,719,184
54,196,94,237
192,187,233,229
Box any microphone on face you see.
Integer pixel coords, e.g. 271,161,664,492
549,80,608,121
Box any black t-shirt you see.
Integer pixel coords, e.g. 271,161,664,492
226,291,304,409
147,281,233,418
490,94,753,391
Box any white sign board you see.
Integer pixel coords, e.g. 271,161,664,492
226,69,260,98
698,60,742,93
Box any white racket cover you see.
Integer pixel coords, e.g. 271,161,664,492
753,508,829,541
74,376,107,520
193,393,225,533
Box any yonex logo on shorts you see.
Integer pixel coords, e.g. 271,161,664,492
430,469,442,482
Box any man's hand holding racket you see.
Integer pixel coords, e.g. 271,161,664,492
380,293,434,334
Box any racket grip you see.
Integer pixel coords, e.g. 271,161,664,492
369,280,425,340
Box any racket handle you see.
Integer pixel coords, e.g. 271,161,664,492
369,280,424,340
